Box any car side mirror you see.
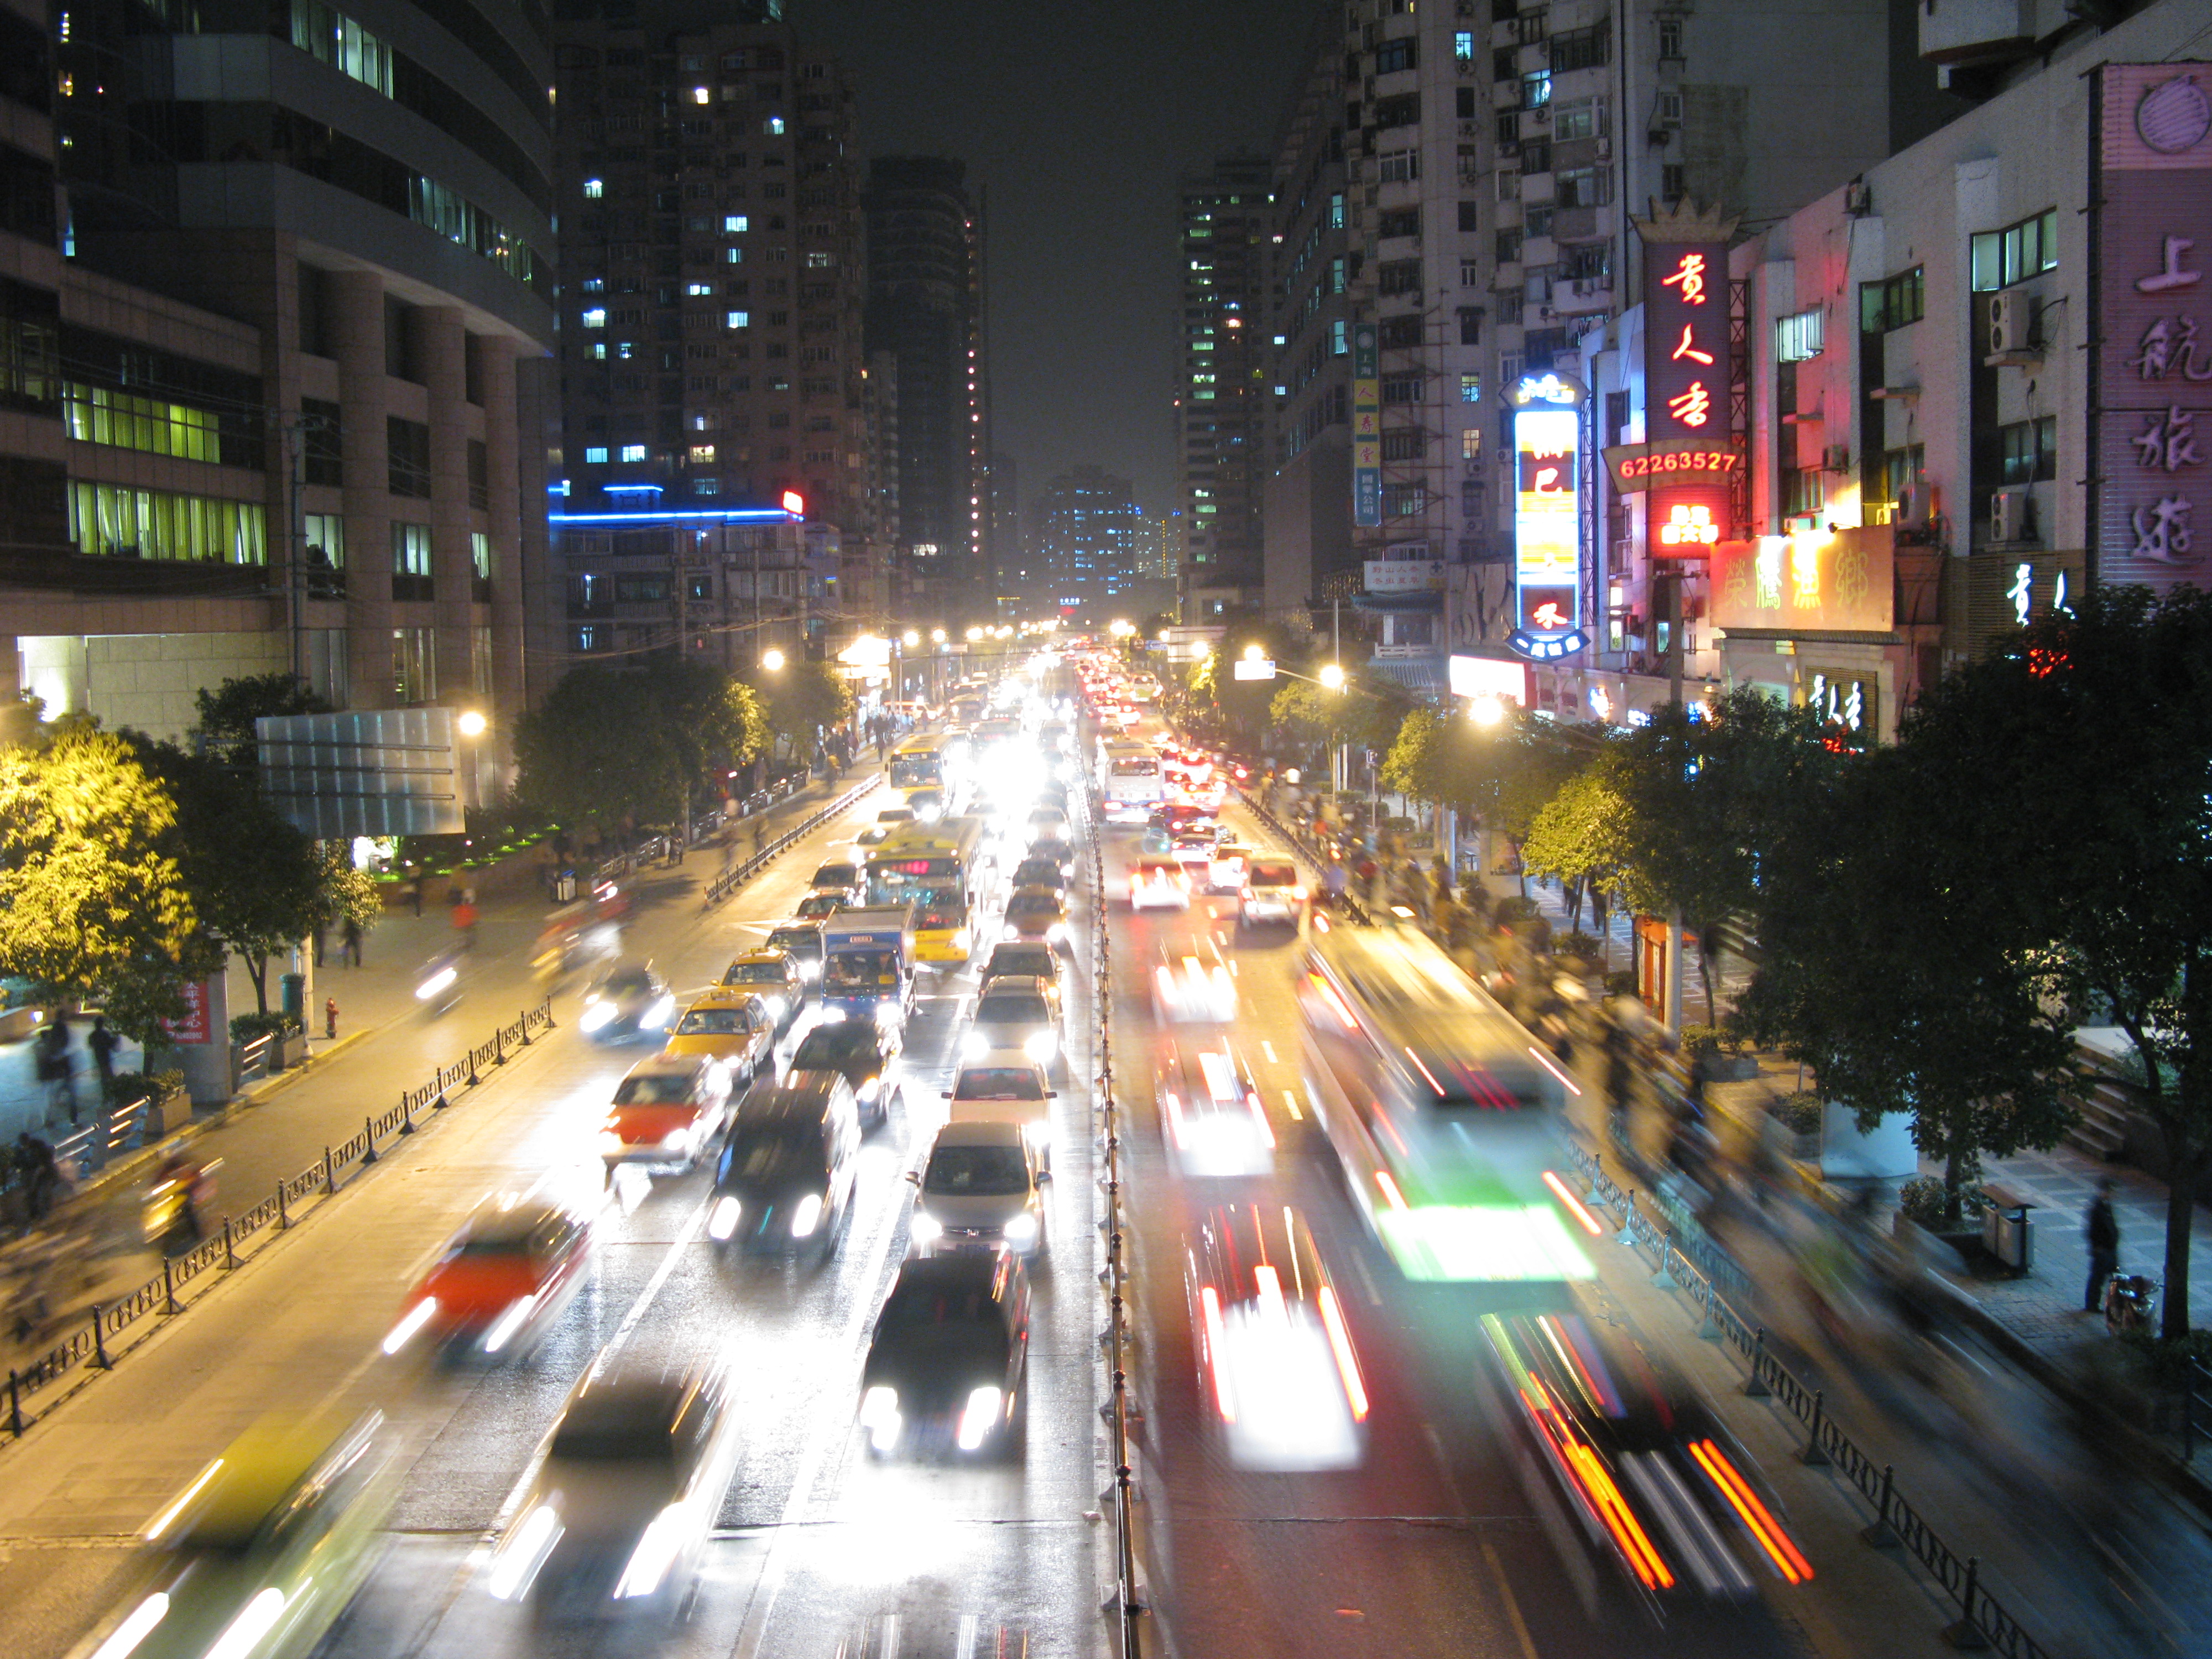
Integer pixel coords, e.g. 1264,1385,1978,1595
904,1170,921,1185
1046,1089,1059,1098
941,1089,953,1098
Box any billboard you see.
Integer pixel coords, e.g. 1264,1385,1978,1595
1507,372,1588,660
257,707,473,838
1447,655,1529,705
1709,528,1895,635
1352,324,1381,528
1639,214,1736,559
2094,64,2212,593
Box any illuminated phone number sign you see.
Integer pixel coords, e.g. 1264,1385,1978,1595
1603,439,1742,492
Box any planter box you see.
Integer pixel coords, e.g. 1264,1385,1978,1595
276,1031,307,1071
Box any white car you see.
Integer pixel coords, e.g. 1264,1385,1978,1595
1159,1041,1273,1180
1152,938,1237,1024
1238,858,1307,928
943,1051,1058,1172
1128,857,1192,911
858,807,915,846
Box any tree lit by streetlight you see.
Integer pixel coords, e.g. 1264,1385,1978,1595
1318,662,1347,691
761,648,786,672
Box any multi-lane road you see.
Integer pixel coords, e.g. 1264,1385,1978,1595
4,698,2209,1659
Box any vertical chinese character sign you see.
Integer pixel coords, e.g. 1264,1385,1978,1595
1508,372,1588,659
1637,206,1737,556
2096,64,2212,590
1352,324,1381,528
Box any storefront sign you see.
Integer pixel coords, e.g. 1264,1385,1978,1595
1510,373,1584,660
2094,64,2212,592
1638,212,1738,559
163,978,215,1045
1363,559,1445,592
1352,324,1381,528
1602,437,1743,493
1710,528,1894,634
1806,671,1878,748
1447,654,1530,704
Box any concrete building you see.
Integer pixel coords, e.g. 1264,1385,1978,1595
864,156,987,621
1177,154,1271,619
5,0,555,740
1031,465,1144,622
546,1,885,676
1518,0,2198,742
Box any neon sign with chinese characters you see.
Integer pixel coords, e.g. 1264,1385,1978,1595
1511,375,1584,660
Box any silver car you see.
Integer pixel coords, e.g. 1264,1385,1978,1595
961,975,1065,1078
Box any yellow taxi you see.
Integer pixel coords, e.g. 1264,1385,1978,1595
910,885,974,965
661,988,776,1083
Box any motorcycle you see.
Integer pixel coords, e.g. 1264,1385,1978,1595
143,1156,217,1258
2104,1272,2159,1338
415,947,466,1015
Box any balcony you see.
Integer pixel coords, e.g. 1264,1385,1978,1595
1918,0,2035,66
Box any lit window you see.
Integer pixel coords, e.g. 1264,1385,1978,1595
589,343,606,359
726,311,750,328
1454,29,1474,62
686,283,713,296
765,116,784,135
620,444,646,462
1775,307,1824,363
1460,373,1481,404
583,179,603,198
692,86,711,104
1330,319,1348,356
581,278,604,293
695,478,719,495
724,248,744,264
724,215,748,233
582,307,606,327
584,446,608,463
805,251,832,268
689,445,716,463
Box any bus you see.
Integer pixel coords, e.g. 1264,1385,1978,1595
1297,920,1595,1288
865,816,985,911
1097,740,1164,825
888,734,949,796
907,882,974,965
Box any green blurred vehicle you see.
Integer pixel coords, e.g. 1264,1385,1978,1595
75,1413,395,1659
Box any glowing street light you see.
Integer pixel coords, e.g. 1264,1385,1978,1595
901,629,920,647
1242,642,1265,662
1318,662,1347,691
1108,618,1135,639
1469,693,1506,728
964,625,984,643
455,708,488,737
761,648,786,672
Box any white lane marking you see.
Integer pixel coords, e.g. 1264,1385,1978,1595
954,1613,980,1659
1282,1089,1304,1121
1261,1041,1279,1063
1350,1246,1385,1308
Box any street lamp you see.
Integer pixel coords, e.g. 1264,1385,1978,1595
761,648,786,672
1469,693,1506,728
1242,642,1265,662
455,708,488,737
1318,661,1347,691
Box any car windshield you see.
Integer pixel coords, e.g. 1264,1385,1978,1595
953,1068,1044,1101
1013,862,1059,885
977,994,1048,1024
880,1280,1010,1333
987,950,1053,979
1249,862,1296,886
600,969,656,997
725,962,786,984
792,1026,874,1069
825,950,898,988
614,1072,697,1106
723,1125,818,1183
549,1415,676,1464
813,866,856,886
796,895,842,917
924,1144,1031,1196
1006,895,1059,917
766,928,818,955
675,1007,750,1035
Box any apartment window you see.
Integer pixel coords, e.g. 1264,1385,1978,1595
1377,259,1422,295
1496,112,1519,145
1775,307,1824,362
1494,46,1517,82
584,445,609,463
620,443,647,462
1882,444,1925,512
583,179,603,198
1381,372,1425,404
1384,483,1427,516
1458,307,1483,345
1553,98,1603,141
1496,229,1522,264
1562,241,1611,282
391,520,431,576
471,625,492,695
1521,70,1551,108
1658,17,1684,58
1655,89,1684,126
1381,427,1427,461
1454,29,1475,64
575,625,603,654
1373,93,1419,129
1496,289,1524,325
1860,267,1926,332
387,416,431,498
1520,139,1552,175
1379,206,1420,241
1330,319,1349,356
1551,24,1608,72
1999,416,2058,484
392,626,435,702
1970,209,2059,291
726,310,750,328
466,439,488,509
1661,163,1686,202
1556,167,1612,208
470,529,491,581
1328,257,1348,294
1460,374,1482,405
1782,468,1823,517
695,477,719,495
1378,148,1418,183
1497,168,1520,202
1376,35,1416,74
303,512,343,569
1379,315,1423,348
1327,191,1345,229
302,397,342,485
688,444,717,464
1461,257,1483,286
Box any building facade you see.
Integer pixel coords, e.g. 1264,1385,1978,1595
864,155,987,621
4,0,555,740
1031,464,1144,622
1177,154,1271,619
545,1,883,676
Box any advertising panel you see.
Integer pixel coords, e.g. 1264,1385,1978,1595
163,977,214,1045
1709,528,1895,634
1507,371,1588,659
2094,64,2212,593
1447,655,1530,703
1352,324,1381,528
1639,219,1736,558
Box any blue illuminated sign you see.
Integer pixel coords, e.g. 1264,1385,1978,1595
1507,627,1590,661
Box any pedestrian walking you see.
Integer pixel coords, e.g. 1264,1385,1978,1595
2084,1177,2120,1313
341,916,363,967
410,875,425,917
16,1130,56,1221
35,1020,76,1125
86,1016,119,1098
452,891,479,948
311,919,327,967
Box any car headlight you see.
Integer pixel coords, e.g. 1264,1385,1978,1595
952,928,971,950
910,1211,942,1243
1020,1119,1052,1152
90,1592,170,1659
644,994,676,1027
860,1385,901,1451
962,1031,989,1060
957,1385,1005,1451
613,1501,693,1600
1004,924,1021,941
661,1127,692,1151
580,1000,616,1032
706,1195,742,1240
479,1293,539,1355
415,965,457,1001
597,1130,627,1154
857,1075,882,1102
790,1193,824,1238
381,1296,439,1357
1022,1031,1057,1063
489,1504,563,1602
1046,922,1066,942
1001,1212,1039,1249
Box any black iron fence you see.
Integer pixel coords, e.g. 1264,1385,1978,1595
5,998,556,1438
702,774,880,912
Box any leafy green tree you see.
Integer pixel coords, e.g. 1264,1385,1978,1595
1736,739,2077,1221
0,730,199,1043
757,661,857,765
190,672,331,764
1520,762,1649,951
514,666,684,834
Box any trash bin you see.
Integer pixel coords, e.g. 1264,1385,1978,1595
554,870,577,903
1981,1185,2034,1276
280,971,305,1026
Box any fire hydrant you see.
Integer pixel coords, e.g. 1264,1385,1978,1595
325,997,339,1041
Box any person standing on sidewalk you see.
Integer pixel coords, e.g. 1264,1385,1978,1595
36,1019,76,1126
86,1016,118,1100
2084,1177,2120,1313
341,915,363,967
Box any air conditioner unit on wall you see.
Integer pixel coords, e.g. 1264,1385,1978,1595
1822,443,1850,473
1988,291,2038,358
1594,137,1613,161
1990,489,2030,544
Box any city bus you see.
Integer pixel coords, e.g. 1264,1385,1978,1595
1296,920,1595,1288
888,734,949,797
908,882,974,966
1097,740,1164,825
865,816,986,911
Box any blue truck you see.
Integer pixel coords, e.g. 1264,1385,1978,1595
817,905,918,1028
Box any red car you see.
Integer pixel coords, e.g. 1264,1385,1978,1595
382,1180,597,1363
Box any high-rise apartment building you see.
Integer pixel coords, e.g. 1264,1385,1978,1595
1032,465,1143,620
3,0,555,737
1176,155,1271,619
546,1,885,675
1264,0,1955,692
864,156,987,621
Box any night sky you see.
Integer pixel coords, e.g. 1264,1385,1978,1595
800,1,1319,520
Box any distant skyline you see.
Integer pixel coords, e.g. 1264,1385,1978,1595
800,1,1316,519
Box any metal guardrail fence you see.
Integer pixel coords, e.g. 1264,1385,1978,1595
1559,1138,2052,1659
701,774,880,912
4,997,556,1439
1083,772,1144,1658
1233,787,1373,927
